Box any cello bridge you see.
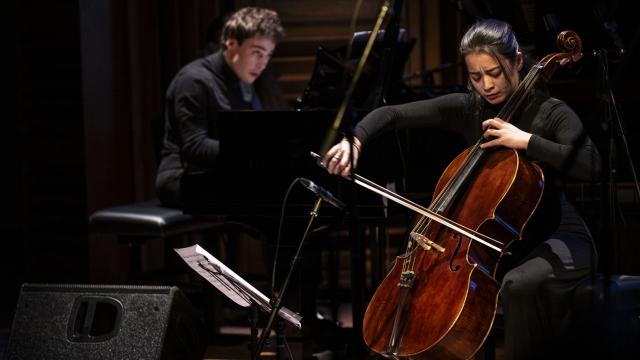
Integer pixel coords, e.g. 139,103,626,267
410,232,445,253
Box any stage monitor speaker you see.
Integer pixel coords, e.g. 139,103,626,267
6,283,207,360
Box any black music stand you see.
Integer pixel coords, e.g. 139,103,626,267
174,245,302,359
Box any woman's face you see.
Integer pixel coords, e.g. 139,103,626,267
464,50,523,105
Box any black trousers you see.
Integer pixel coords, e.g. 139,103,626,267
500,203,597,360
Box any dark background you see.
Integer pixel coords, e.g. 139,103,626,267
3,0,639,332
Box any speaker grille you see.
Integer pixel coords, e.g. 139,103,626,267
7,284,206,360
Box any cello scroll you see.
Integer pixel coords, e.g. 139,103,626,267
539,30,583,79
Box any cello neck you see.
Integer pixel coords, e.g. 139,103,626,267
430,62,544,213
496,64,543,123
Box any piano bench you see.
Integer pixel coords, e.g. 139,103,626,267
89,200,224,282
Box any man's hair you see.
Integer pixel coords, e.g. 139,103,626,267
220,7,284,49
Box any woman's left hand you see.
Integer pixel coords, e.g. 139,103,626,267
480,117,532,150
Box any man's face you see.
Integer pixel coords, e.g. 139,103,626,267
224,35,276,84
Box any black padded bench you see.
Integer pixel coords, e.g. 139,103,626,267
89,200,224,282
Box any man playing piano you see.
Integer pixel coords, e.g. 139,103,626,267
156,6,286,207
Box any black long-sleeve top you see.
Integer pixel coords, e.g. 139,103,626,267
354,92,601,257
157,50,256,180
355,92,600,182
155,50,287,206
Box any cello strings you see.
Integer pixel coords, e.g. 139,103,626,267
394,63,542,273
404,62,544,264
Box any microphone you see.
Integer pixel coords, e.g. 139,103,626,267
592,4,625,58
299,178,346,211
602,19,625,56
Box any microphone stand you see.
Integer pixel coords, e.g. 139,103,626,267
194,263,268,360
594,51,640,357
253,197,323,360
318,0,393,155
595,49,640,276
314,1,401,357
368,0,404,108
249,302,259,359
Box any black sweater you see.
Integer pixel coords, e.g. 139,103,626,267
155,50,287,206
354,92,600,182
354,92,602,258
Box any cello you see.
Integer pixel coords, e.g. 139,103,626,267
360,30,583,359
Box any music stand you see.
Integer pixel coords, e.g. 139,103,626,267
175,245,302,359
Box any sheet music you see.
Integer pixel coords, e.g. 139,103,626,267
175,244,302,328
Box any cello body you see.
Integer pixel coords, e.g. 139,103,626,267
362,147,544,359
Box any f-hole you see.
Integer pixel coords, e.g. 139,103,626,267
449,233,462,271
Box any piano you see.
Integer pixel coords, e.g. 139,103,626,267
180,109,389,221
180,28,418,220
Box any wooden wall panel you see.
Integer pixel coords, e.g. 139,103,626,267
250,0,459,102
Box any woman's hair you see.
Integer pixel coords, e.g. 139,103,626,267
459,19,534,119
459,18,520,64
220,7,285,49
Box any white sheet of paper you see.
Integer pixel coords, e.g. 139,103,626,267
174,244,302,328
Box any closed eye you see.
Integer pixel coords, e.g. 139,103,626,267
469,68,502,82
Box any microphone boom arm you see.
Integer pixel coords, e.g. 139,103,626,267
319,0,392,155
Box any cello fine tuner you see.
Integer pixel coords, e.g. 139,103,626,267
410,232,445,253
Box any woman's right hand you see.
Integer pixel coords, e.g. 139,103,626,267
321,137,362,176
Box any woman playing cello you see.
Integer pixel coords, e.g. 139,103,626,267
322,19,601,359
